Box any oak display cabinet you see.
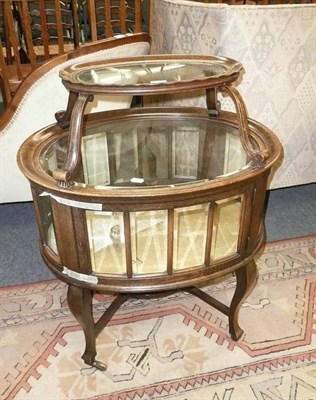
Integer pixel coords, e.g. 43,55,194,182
18,55,282,370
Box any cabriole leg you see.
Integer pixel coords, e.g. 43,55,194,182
229,261,258,341
67,284,107,371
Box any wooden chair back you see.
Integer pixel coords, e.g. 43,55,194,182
83,0,143,42
0,0,149,108
0,0,80,106
186,0,315,3
0,1,30,107
16,0,80,61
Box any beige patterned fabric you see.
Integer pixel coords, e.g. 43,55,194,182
150,0,316,189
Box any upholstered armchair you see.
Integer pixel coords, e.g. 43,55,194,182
149,0,316,189
0,33,150,203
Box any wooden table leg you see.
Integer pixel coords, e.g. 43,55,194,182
66,261,257,369
67,284,107,371
229,260,258,341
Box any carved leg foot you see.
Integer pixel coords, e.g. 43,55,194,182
229,261,258,341
67,285,106,370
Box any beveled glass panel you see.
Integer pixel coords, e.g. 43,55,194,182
130,210,168,275
86,211,126,275
173,204,209,271
211,196,242,261
40,116,249,188
37,193,58,255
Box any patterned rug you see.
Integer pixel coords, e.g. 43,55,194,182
1,235,315,400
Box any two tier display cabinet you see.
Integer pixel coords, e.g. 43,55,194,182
18,55,282,370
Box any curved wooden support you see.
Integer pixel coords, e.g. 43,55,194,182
206,88,221,117
221,85,269,167
53,93,93,187
67,285,107,370
55,91,79,129
229,261,258,341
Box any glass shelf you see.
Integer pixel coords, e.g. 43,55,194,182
59,54,242,93
40,114,249,189
70,61,236,86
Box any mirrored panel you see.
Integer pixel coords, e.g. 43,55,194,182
81,133,110,185
173,204,208,271
130,210,168,275
222,132,247,177
211,196,242,261
37,193,58,255
40,136,67,174
86,211,126,275
172,127,199,180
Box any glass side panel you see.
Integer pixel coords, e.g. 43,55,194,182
37,193,58,255
69,59,239,86
40,116,249,188
86,211,126,275
173,204,208,271
130,210,168,275
211,196,242,261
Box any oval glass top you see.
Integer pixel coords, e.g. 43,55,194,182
60,55,242,88
40,115,250,189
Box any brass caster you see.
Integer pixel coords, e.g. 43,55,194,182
90,360,107,371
